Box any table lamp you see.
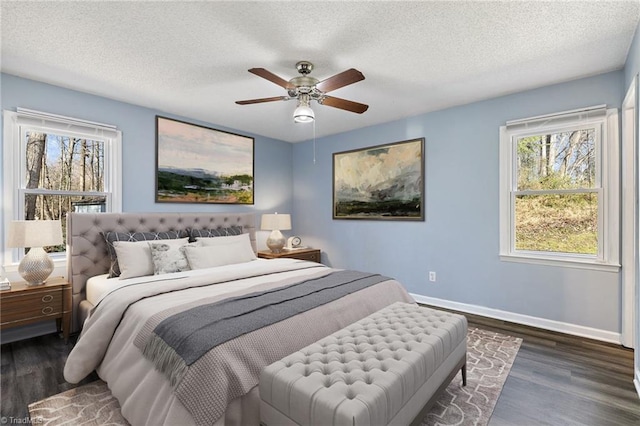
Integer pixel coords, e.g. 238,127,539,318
7,220,63,286
261,213,291,253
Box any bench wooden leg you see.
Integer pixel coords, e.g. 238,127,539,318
461,361,467,386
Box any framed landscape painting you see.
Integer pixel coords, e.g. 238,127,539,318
155,116,254,204
333,138,425,220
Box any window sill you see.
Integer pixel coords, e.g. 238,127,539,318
499,254,620,272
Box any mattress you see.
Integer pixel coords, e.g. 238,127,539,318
85,273,111,305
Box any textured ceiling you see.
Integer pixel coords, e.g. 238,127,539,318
2,1,639,143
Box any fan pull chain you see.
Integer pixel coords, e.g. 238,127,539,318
313,119,317,164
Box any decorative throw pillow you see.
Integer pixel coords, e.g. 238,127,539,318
103,230,187,278
149,242,191,275
113,238,189,279
182,241,256,270
189,226,243,240
195,233,256,260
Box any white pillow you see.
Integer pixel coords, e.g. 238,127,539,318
196,233,256,258
113,238,189,279
187,233,256,269
182,244,255,269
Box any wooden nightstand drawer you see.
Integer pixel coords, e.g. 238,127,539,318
258,248,322,263
291,251,321,263
1,290,62,321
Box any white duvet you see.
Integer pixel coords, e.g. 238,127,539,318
65,259,331,424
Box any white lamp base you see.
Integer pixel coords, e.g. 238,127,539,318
267,230,286,253
18,247,54,286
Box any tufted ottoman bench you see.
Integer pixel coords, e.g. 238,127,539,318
259,302,467,426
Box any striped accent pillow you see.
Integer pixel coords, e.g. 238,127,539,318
189,226,243,240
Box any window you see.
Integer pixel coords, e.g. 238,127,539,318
499,106,620,271
3,108,121,267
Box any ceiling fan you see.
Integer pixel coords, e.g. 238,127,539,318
235,61,368,123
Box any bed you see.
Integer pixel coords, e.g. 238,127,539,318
63,212,415,425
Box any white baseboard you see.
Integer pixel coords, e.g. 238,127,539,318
635,371,640,399
410,293,622,345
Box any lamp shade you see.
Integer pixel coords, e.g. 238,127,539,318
293,104,315,123
8,220,63,248
260,214,291,231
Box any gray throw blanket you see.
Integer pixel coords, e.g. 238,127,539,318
142,270,389,387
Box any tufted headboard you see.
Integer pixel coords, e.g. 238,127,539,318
66,212,257,332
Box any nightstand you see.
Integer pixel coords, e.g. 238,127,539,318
0,276,72,342
258,248,322,263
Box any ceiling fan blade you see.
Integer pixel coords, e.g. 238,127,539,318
315,68,365,93
321,96,369,114
248,68,294,90
235,96,290,105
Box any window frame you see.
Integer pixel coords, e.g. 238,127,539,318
499,106,620,272
3,108,122,270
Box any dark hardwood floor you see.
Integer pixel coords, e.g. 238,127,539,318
1,333,98,423
1,313,639,425
459,312,640,426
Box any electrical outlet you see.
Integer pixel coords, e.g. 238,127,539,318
429,271,436,282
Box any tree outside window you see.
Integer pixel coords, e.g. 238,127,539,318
514,128,598,255
23,132,107,252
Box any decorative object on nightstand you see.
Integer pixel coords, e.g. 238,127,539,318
258,247,321,263
261,213,291,253
284,236,303,250
7,220,63,286
0,277,10,291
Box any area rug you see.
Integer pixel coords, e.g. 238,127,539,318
28,379,127,425
422,327,522,426
28,327,521,426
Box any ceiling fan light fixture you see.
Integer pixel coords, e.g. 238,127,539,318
237,61,368,121
293,103,315,123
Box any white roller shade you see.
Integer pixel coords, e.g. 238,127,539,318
506,105,607,132
14,107,119,140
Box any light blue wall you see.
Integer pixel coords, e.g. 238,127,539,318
292,71,624,333
0,73,293,247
